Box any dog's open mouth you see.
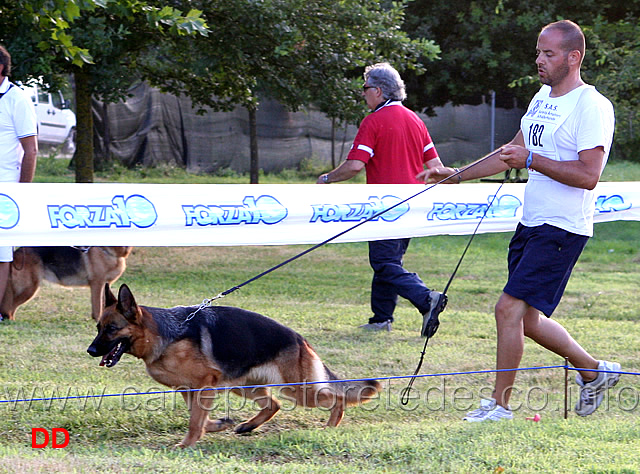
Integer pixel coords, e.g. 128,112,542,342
99,341,128,368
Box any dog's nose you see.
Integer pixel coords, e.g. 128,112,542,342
87,345,98,357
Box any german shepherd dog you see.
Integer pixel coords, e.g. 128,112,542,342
87,284,382,448
1,246,132,321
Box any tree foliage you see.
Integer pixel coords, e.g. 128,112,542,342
403,0,640,160
140,1,438,123
137,0,439,181
1,0,92,76
3,0,436,182
583,18,640,161
2,0,208,182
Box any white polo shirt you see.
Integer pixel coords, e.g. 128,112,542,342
0,77,37,182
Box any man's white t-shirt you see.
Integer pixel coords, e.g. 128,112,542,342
0,77,37,182
520,84,615,236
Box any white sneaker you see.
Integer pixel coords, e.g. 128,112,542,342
358,321,392,332
463,398,513,422
575,360,621,416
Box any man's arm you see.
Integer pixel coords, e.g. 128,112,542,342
317,159,365,184
499,143,604,190
416,131,520,184
18,135,38,182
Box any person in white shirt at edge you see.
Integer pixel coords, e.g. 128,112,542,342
0,45,38,322
417,20,620,421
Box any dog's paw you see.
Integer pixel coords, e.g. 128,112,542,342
206,417,235,433
234,422,257,435
174,437,198,449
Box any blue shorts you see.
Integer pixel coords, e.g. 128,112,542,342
503,224,588,317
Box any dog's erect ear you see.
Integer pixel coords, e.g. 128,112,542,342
104,283,117,308
117,284,139,322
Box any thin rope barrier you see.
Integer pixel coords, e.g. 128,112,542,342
1,364,634,405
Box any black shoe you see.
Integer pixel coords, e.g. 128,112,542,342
421,291,447,338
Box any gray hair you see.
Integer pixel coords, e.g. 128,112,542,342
364,62,406,101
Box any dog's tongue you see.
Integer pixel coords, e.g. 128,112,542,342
99,342,122,367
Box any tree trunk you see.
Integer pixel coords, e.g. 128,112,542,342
73,69,94,183
248,105,259,184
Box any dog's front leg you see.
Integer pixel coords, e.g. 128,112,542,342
179,390,234,434
89,279,105,321
175,388,215,448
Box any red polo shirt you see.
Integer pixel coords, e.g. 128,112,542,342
347,101,439,184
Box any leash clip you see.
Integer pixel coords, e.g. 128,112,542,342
183,293,225,324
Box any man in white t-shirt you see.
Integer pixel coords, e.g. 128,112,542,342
0,45,38,321
418,20,619,421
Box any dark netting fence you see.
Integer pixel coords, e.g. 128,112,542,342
92,82,523,173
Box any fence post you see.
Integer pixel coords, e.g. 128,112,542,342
564,357,569,419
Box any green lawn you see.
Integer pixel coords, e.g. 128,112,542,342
1,159,638,472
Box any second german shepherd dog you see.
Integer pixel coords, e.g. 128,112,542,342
87,284,382,448
1,246,132,321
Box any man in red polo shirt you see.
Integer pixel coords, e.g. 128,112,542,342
317,62,447,333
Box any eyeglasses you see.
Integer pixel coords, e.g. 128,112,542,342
362,84,376,91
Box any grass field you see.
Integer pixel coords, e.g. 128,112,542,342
1,159,639,472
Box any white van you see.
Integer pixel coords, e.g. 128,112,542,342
22,83,76,155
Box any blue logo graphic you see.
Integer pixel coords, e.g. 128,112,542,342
0,194,19,229
526,99,544,117
595,194,632,214
427,194,522,221
48,195,157,229
310,195,409,223
183,195,288,226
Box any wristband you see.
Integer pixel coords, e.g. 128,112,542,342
322,174,330,184
526,151,533,169
453,168,462,183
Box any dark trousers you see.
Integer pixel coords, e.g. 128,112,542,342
368,238,431,323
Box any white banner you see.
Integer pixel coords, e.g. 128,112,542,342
0,182,638,246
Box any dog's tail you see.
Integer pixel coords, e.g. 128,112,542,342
324,365,382,406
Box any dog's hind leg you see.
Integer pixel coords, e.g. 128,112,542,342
283,382,345,427
232,387,281,434
315,388,345,427
1,249,43,320
325,399,345,427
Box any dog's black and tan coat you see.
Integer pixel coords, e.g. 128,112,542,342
88,284,381,447
1,246,132,321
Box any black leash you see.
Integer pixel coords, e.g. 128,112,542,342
185,149,503,322
400,168,512,404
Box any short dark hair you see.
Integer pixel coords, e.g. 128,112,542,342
0,45,11,77
542,20,585,61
